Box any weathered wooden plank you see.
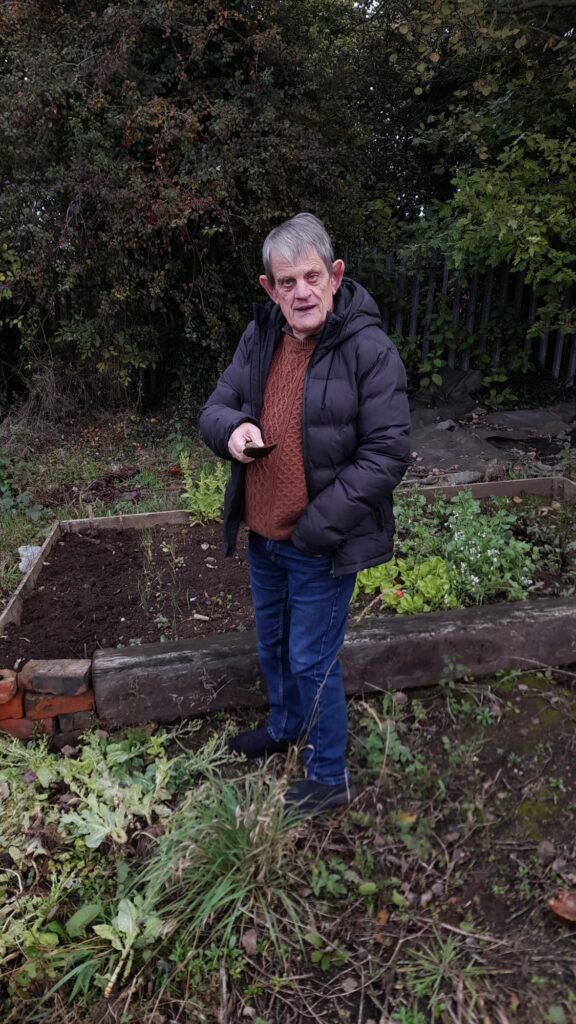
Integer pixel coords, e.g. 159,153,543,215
441,258,449,296
491,264,509,368
93,633,267,727
448,271,461,368
552,325,565,380
478,267,494,354
61,509,191,532
566,334,576,387
92,596,576,728
342,597,576,695
0,522,62,632
538,321,550,367
420,265,437,362
381,252,393,334
394,262,406,336
409,476,565,503
513,271,524,314
462,270,478,371
408,264,420,339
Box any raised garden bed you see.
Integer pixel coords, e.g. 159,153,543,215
1,477,576,740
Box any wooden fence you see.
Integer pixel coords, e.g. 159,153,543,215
347,252,576,387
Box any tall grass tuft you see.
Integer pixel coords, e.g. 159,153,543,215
137,771,306,958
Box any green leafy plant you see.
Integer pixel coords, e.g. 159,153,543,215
304,930,348,972
441,491,538,603
0,451,44,522
402,929,488,1014
357,695,426,782
179,455,229,525
353,489,539,614
419,354,444,390
354,555,459,614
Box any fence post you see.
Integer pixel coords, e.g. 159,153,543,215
478,267,494,354
462,271,478,371
382,252,393,335
421,260,438,363
448,271,461,368
566,334,576,387
525,287,538,355
491,264,509,368
394,261,406,337
408,261,420,342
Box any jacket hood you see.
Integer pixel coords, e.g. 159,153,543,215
253,277,383,352
328,277,383,347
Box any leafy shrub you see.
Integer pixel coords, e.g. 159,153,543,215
179,454,229,525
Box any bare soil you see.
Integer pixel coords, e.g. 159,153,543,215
0,522,254,667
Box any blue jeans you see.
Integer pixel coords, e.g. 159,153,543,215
248,532,356,785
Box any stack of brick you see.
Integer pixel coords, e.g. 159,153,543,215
0,660,95,747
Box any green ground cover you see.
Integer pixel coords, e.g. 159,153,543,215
1,414,575,1023
1,670,576,1023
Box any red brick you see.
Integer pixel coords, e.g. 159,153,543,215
0,690,24,721
18,659,91,696
24,689,94,721
0,718,54,739
0,669,17,704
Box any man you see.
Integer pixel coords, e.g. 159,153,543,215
199,213,411,814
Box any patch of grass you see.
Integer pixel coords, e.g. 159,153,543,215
136,771,304,959
400,929,490,1020
0,509,51,605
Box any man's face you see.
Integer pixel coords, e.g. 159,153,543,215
259,250,344,340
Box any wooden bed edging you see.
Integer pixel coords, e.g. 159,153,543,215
2,476,574,636
92,595,576,728
0,522,62,633
0,511,193,633
3,476,576,739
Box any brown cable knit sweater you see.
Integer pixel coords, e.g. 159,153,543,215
244,333,315,539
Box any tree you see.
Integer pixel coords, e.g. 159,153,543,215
0,0,377,411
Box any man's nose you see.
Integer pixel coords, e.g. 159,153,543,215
294,277,311,299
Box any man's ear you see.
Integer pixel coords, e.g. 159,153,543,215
331,259,345,293
259,275,277,302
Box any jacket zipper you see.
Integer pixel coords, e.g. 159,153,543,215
301,351,315,501
302,348,336,576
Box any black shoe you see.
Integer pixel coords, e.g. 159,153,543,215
227,727,291,759
282,778,358,816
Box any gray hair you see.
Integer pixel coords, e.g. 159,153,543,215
262,212,335,282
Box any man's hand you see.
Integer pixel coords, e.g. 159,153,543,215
228,422,264,462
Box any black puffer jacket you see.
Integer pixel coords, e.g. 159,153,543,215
198,278,411,576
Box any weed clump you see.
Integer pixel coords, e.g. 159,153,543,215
137,772,304,957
